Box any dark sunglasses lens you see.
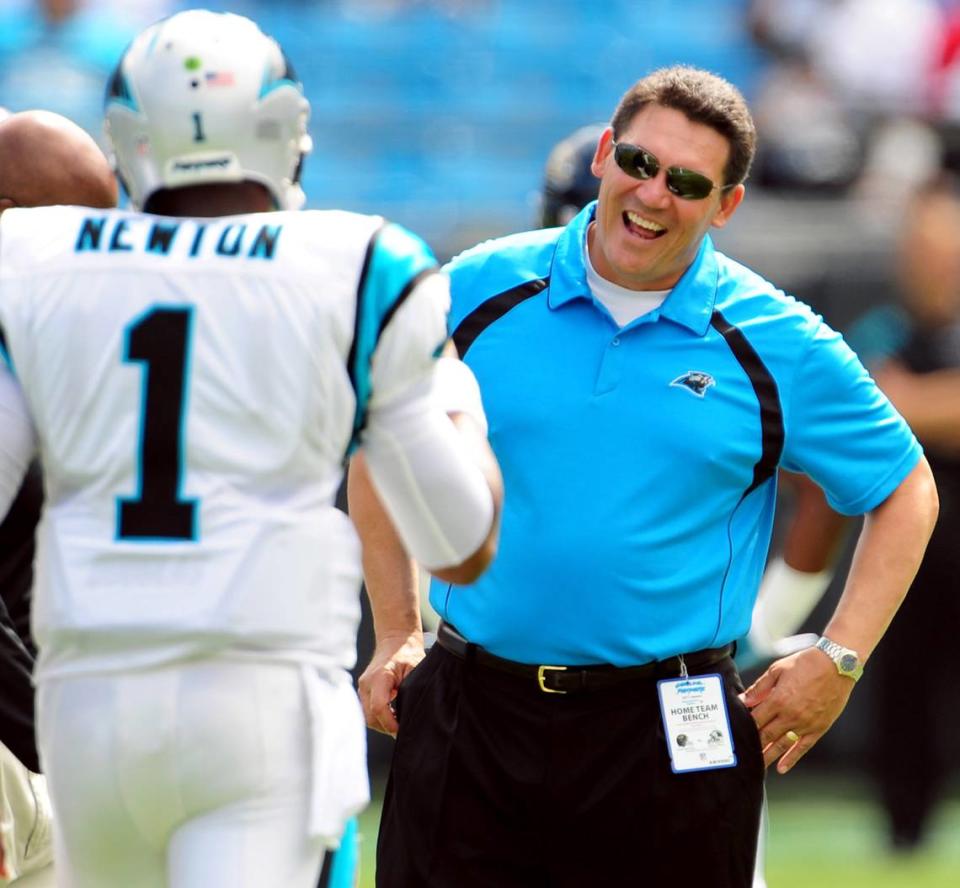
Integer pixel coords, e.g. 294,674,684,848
667,169,716,200
614,143,657,180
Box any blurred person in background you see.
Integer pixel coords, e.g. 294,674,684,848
749,0,941,116
537,124,606,228
829,174,960,852
0,108,118,888
859,177,960,852
352,66,937,888
747,172,960,853
748,0,945,201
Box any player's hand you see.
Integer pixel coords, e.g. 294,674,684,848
0,830,8,880
358,632,425,737
739,646,855,774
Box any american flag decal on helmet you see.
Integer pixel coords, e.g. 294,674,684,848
205,71,235,87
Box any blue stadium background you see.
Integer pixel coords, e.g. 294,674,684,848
0,0,763,260
237,0,764,256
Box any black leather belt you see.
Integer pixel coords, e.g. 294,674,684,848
435,621,734,695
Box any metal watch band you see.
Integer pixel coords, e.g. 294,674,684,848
815,636,863,681
815,637,845,660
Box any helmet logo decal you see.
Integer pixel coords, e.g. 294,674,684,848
105,66,139,112
259,62,301,99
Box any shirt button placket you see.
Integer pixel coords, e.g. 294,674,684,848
595,334,625,394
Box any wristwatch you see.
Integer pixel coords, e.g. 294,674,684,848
815,636,864,682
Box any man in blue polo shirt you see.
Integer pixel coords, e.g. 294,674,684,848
352,66,938,887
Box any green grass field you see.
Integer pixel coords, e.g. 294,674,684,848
764,782,960,888
352,779,960,887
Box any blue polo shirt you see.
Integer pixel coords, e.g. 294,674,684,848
430,203,921,666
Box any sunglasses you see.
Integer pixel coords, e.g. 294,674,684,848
612,141,734,201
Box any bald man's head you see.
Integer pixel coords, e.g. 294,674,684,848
0,111,118,213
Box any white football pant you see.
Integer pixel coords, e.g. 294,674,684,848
37,659,366,888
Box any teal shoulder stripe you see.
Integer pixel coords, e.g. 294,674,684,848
346,222,438,455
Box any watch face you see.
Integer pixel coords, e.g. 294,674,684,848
839,653,858,673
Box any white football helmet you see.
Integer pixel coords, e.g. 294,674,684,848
104,10,312,211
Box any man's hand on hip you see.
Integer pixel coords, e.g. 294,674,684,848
739,646,855,774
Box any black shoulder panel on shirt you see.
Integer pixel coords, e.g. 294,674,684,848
710,310,784,497
452,277,549,357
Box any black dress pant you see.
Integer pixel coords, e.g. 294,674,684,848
377,644,764,887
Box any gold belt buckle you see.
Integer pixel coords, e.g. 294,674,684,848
537,664,568,694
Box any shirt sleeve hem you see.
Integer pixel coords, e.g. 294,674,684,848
827,442,923,516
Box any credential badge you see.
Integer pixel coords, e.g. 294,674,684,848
670,370,715,398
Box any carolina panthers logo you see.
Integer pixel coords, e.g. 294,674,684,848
670,370,715,398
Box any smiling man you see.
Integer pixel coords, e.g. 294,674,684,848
356,66,938,888
588,101,744,291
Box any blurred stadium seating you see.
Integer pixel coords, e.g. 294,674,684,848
197,0,765,256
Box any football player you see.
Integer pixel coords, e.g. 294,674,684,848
0,11,501,888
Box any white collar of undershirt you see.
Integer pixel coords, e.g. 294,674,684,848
583,236,669,328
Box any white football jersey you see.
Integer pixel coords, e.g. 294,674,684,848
0,205,448,679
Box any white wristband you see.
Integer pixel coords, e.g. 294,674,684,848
431,357,488,435
748,557,833,654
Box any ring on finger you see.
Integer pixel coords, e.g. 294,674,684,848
785,730,800,744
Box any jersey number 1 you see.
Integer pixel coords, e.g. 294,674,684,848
118,307,197,540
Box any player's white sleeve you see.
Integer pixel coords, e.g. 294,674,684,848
366,270,450,411
431,356,488,435
363,383,493,571
747,557,833,654
362,271,493,571
0,365,36,519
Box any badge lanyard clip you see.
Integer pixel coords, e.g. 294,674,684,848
678,654,688,679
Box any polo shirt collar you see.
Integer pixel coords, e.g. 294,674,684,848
547,201,720,337
547,202,597,308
